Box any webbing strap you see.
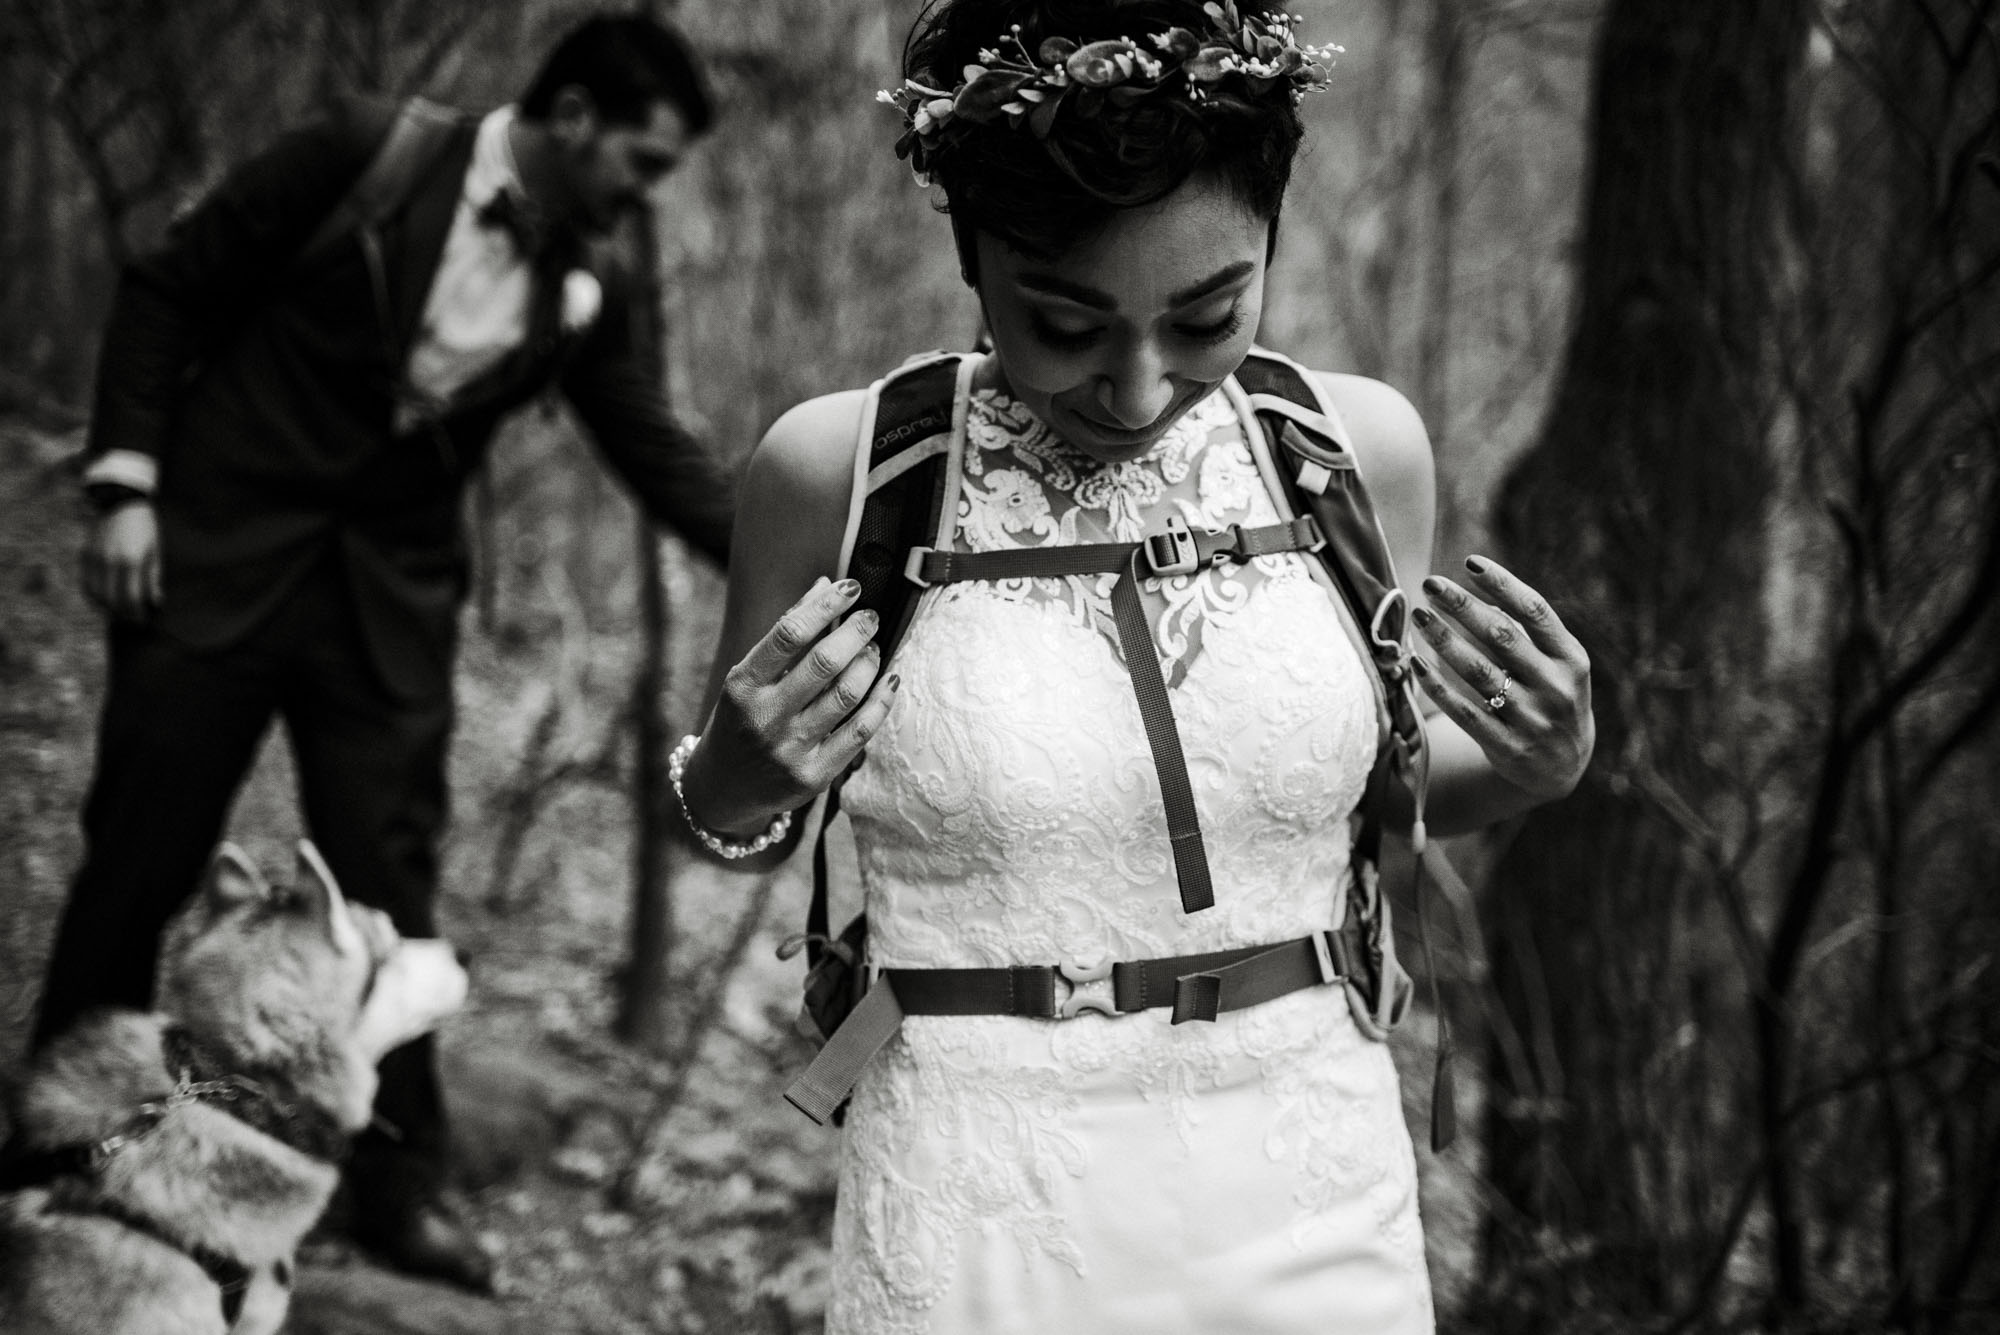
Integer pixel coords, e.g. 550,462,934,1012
1109,550,1212,912
884,935,1333,1020
805,784,842,970
782,931,1346,1122
906,517,1322,917
907,516,1321,587
785,980,905,1126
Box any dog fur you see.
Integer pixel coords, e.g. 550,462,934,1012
0,841,468,1335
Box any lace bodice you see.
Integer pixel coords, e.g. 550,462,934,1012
843,386,1379,968
828,383,1428,1335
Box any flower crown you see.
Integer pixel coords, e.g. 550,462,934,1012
879,2,1341,181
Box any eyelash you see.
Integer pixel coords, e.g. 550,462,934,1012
1030,315,1100,350
1029,308,1245,350
1181,309,1245,346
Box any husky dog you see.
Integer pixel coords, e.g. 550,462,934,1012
0,841,469,1335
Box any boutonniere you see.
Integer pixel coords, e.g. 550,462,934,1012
560,270,602,336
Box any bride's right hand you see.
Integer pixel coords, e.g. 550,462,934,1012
680,576,898,836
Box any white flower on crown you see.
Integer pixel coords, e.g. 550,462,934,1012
561,270,602,335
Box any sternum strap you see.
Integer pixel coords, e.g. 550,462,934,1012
906,516,1322,918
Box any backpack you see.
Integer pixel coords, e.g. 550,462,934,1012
781,348,1467,1150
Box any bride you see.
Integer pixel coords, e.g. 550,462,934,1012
677,2,1595,1330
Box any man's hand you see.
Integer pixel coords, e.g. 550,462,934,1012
82,501,162,621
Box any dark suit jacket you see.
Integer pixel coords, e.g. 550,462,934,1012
86,99,737,701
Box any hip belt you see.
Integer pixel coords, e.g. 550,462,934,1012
784,928,1362,1125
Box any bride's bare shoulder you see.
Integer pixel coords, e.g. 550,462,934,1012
1306,370,1437,577
733,390,871,562
747,390,872,505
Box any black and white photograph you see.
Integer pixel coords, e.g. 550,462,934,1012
0,1,1993,1331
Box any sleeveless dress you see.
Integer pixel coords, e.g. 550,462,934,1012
828,383,1435,1334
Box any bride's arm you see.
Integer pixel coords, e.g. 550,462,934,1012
675,389,894,866
1313,371,1595,838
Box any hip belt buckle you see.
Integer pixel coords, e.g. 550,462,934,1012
1056,958,1117,1019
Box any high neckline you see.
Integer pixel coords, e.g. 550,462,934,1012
969,383,1228,473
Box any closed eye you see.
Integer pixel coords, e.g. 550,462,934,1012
1029,313,1104,349
1175,306,1245,346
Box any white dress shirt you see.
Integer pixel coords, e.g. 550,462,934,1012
397,105,537,431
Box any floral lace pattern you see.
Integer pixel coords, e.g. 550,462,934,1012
957,389,1308,688
829,386,1432,1334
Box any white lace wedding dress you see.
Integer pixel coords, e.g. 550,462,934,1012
828,385,1434,1334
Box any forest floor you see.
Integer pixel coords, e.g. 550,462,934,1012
0,414,1481,1333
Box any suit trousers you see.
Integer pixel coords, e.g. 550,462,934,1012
32,553,456,1207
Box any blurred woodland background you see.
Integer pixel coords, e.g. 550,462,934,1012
0,0,1996,1331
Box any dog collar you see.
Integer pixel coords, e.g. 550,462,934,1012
0,1028,351,1190
159,1023,353,1164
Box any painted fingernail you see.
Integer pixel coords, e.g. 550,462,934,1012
1411,656,1433,677
886,673,902,691
834,578,861,597
854,609,879,632
1421,575,1448,598
1412,606,1436,630
1465,556,1489,576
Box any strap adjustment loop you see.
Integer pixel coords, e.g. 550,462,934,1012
1369,587,1412,678
1311,930,1339,985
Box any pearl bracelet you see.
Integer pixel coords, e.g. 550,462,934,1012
666,734,792,859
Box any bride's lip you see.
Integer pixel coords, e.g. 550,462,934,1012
1069,409,1172,446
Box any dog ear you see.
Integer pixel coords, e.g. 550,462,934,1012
205,843,272,907
293,840,364,952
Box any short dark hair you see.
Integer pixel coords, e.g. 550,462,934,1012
521,14,714,134
904,0,1306,282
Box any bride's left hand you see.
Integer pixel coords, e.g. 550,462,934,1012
1410,555,1595,802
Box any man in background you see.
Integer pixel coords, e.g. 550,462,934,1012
31,13,733,1290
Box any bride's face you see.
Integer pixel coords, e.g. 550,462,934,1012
976,172,1270,466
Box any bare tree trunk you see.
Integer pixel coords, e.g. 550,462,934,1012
617,503,676,1049
614,201,679,1051
1477,0,1810,1322
1413,0,1464,535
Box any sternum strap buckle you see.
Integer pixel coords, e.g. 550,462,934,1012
1142,516,1200,577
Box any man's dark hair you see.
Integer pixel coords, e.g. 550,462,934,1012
905,0,1305,283
521,14,714,134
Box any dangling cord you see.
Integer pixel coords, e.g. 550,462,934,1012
1403,688,1457,1153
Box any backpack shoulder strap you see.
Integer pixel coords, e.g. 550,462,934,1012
1235,348,1465,1152
1232,347,1424,776
801,351,971,964
297,97,466,269
836,351,975,660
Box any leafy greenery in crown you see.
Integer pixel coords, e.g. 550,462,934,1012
879,1,1341,180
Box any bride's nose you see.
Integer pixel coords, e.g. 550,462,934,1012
1095,343,1174,429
